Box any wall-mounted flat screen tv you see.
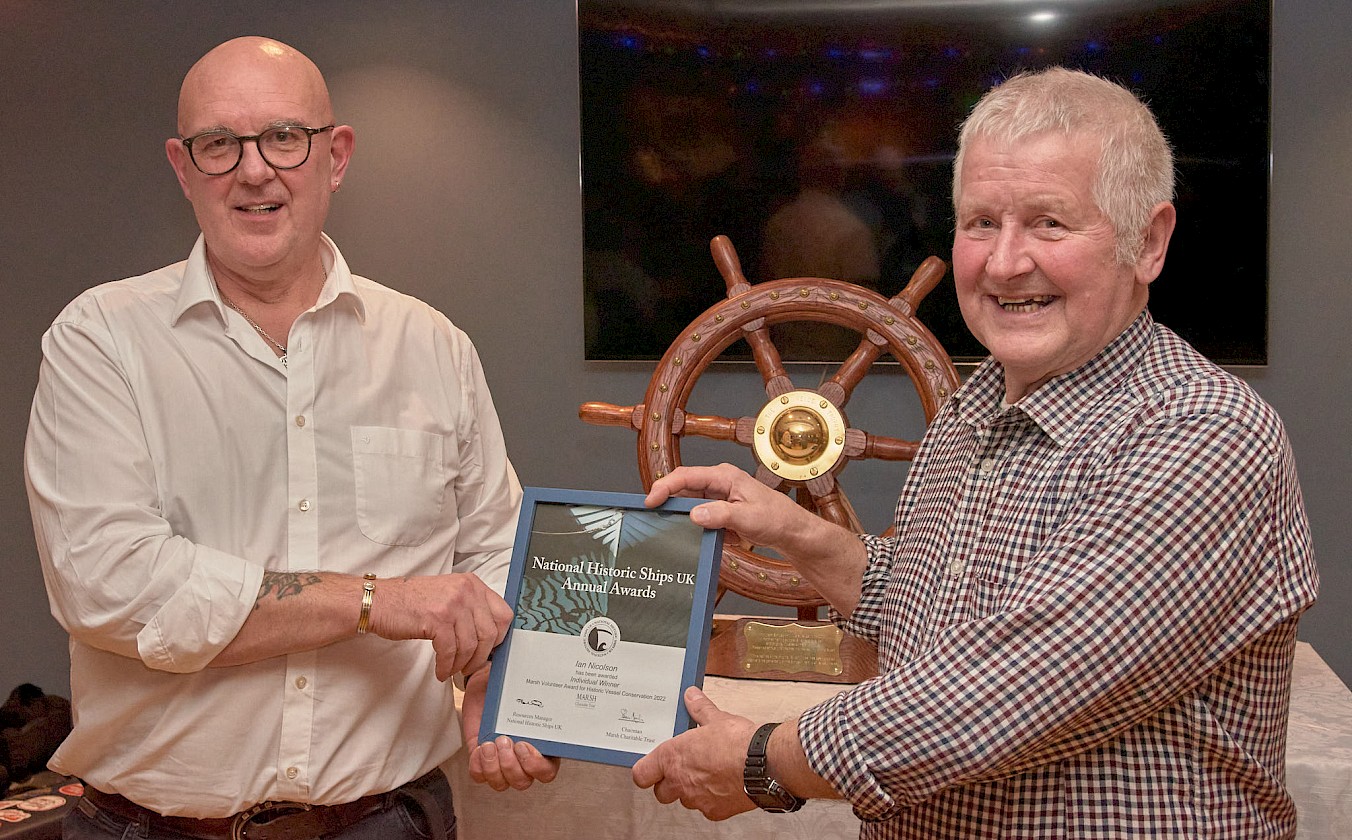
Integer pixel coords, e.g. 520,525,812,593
580,0,1270,366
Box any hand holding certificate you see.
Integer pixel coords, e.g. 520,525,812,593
477,487,724,767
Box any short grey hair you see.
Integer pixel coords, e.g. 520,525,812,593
952,67,1175,265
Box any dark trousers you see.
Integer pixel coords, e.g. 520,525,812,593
64,768,455,840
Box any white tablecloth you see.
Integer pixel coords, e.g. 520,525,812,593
1286,641,1352,839
447,641,1352,839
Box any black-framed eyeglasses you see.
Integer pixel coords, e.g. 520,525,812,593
180,125,335,176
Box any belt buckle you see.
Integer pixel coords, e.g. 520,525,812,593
230,800,313,840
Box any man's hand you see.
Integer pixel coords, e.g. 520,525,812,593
460,668,560,791
647,464,868,615
645,464,814,558
371,574,514,681
631,686,758,821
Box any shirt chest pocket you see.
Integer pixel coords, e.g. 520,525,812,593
352,426,446,546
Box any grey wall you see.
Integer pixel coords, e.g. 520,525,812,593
3,1,1348,700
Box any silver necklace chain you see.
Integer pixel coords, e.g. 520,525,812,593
220,293,288,367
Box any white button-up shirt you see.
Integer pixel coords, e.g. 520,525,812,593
25,234,521,817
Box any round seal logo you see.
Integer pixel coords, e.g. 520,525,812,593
581,616,620,656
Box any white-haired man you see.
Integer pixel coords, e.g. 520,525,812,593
633,67,1318,839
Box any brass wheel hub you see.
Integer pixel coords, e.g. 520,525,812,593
752,390,847,481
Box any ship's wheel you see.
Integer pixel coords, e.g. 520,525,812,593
580,235,960,620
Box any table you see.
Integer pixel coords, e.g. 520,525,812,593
1286,642,1352,839
0,778,82,840
446,641,1352,839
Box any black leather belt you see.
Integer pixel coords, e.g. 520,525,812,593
78,768,444,840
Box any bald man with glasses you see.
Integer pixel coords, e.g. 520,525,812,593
25,36,555,840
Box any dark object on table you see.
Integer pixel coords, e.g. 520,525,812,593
1,685,72,792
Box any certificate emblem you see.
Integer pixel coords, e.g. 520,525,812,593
582,616,620,656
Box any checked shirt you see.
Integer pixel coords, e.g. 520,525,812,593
797,312,1318,839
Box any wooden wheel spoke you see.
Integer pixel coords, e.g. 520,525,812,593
815,493,863,533
578,401,643,430
797,479,864,533
676,412,754,445
802,472,838,500
820,338,886,408
753,464,786,490
710,235,794,397
712,234,753,296
891,256,948,317
744,324,794,398
844,428,921,462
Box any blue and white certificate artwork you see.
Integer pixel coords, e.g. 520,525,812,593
478,486,724,767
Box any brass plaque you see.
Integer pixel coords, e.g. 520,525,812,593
741,621,845,677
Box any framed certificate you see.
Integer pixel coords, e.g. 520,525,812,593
478,486,724,767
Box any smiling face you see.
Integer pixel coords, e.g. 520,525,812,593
165,38,353,291
952,130,1173,401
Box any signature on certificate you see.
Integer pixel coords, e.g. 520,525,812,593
515,698,544,708
619,709,645,723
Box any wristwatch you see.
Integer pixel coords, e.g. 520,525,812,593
743,722,805,813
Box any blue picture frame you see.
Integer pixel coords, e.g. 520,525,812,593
478,486,724,767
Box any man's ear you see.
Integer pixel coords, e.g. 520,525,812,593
327,125,355,187
1135,201,1177,287
165,137,194,200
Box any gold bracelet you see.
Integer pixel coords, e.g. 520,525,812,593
356,573,377,635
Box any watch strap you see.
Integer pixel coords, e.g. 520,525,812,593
747,721,777,762
743,722,805,813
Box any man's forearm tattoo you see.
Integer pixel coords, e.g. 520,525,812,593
255,571,323,608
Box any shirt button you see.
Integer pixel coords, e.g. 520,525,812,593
285,767,299,780
980,457,997,474
295,415,306,427
298,499,311,512
949,557,966,576
295,676,307,690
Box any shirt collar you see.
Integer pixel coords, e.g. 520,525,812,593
952,311,1155,446
170,233,367,326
